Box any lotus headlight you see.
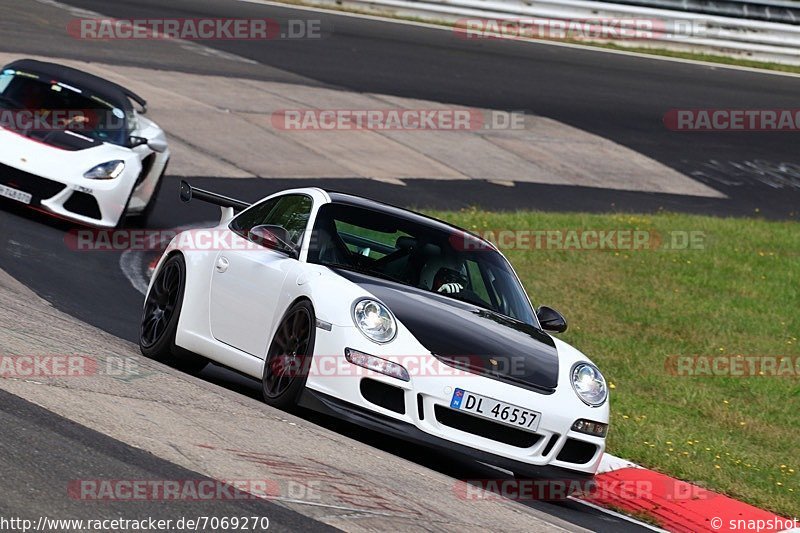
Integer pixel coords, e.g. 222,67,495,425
352,299,396,343
571,363,608,407
84,160,125,180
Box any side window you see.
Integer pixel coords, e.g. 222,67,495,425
230,197,280,237
0,73,13,94
230,194,313,246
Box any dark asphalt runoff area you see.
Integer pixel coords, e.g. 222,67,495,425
0,388,335,532
1,0,797,531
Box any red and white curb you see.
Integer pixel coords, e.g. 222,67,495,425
581,454,799,533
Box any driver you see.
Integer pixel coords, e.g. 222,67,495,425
58,110,91,129
433,266,468,294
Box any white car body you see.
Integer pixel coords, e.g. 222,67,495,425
147,186,609,482
0,59,169,227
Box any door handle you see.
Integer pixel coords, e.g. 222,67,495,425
216,256,230,273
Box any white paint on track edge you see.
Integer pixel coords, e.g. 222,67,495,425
120,221,217,295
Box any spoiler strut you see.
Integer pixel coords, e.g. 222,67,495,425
179,180,251,211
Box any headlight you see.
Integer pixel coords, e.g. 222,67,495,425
571,363,608,407
84,160,125,180
352,299,396,343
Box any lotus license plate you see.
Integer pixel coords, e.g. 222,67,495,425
0,184,32,205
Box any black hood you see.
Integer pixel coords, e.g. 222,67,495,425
335,269,559,393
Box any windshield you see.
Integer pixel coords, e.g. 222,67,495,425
308,203,537,325
0,71,128,147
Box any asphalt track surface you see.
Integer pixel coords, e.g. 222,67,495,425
12,0,800,219
2,0,798,530
0,389,334,532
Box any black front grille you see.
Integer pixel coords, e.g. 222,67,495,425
542,434,561,457
360,378,405,414
434,405,542,448
556,438,598,464
0,162,66,201
64,191,102,220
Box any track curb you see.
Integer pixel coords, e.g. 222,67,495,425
590,454,798,532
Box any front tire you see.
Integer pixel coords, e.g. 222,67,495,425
261,300,316,410
139,254,207,372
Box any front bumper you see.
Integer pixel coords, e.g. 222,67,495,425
305,324,608,477
0,161,132,228
299,388,595,483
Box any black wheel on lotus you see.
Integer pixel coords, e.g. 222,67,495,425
262,300,316,409
139,254,207,372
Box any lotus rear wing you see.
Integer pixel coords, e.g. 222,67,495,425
179,180,251,223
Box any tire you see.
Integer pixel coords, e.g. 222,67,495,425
139,254,207,373
261,300,316,410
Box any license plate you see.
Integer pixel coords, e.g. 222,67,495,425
450,388,541,432
0,184,32,205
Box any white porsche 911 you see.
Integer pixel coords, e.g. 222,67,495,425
0,59,169,227
140,182,610,484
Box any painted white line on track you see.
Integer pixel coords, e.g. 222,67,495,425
119,221,217,295
237,0,800,79
598,453,641,473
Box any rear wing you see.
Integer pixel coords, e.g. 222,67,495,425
179,180,251,211
124,89,148,114
179,181,251,224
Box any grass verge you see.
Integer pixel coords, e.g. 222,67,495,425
424,208,799,517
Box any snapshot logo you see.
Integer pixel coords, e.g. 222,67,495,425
67,18,325,41
271,109,526,131
0,354,143,379
453,478,709,501
664,109,800,131
666,355,800,377
449,229,707,251
68,479,280,501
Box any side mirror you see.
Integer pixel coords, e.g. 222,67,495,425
147,138,168,153
248,224,298,258
537,306,568,333
129,136,167,153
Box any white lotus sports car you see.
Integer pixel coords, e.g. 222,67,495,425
0,59,169,227
140,182,610,484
